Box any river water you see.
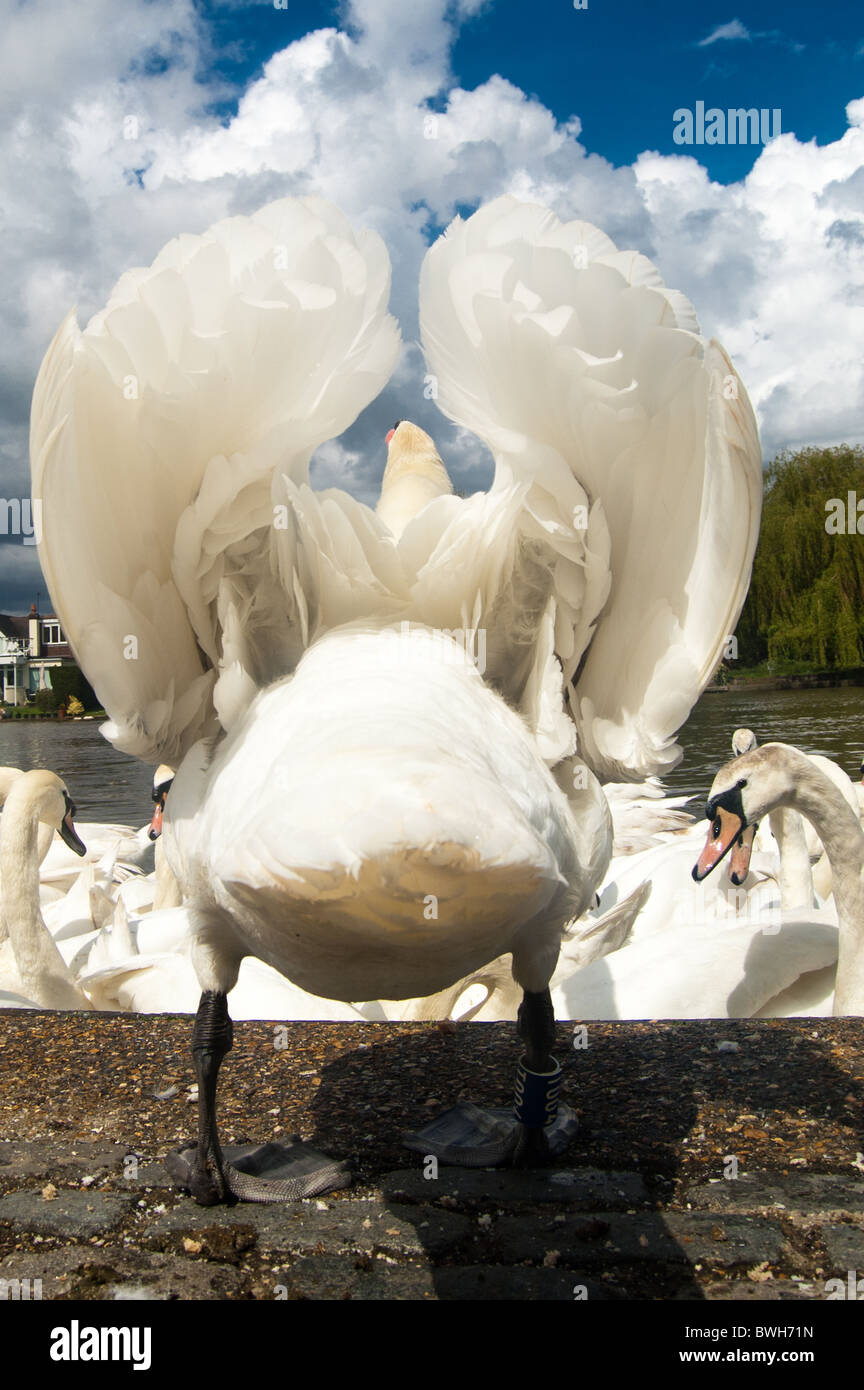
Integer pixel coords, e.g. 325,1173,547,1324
0,686,861,826
0,720,154,827
664,685,864,803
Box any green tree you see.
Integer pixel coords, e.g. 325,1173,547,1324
735,444,864,670
46,665,98,710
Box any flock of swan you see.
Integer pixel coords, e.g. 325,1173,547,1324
3,733,862,1027
9,192,860,1199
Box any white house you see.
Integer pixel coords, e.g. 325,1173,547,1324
0,606,77,705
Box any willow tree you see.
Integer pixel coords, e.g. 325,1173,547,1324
734,444,864,669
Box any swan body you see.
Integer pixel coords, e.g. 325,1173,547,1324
602,779,695,855
551,914,839,1019
165,623,600,1004
79,904,371,1019
30,194,761,1197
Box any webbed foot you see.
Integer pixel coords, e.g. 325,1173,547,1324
403,1098,577,1168
166,1138,352,1203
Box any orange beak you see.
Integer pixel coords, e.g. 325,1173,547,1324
693,806,745,881
149,801,163,841
728,822,757,885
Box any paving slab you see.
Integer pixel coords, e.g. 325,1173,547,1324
0,1188,134,1239
489,1211,788,1268
0,1013,862,1300
378,1166,648,1208
146,1197,471,1259
685,1172,864,1215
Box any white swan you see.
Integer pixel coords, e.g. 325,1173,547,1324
147,765,183,910
0,766,58,947
534,736,862,1021
727,729,815,907
0,770,91,1009
602,779,695,855
694,741,864,1015
30,195,761,1200
727,729,860,906
78,900,373,1019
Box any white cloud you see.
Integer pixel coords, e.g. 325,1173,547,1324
696,18,804,53
0,0,862,603
697,19,751,47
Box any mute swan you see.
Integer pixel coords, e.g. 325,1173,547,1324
0,766,57,944
541,739,860,1021
602,779,695,855
30,195,761,1201
727,730,814,907
0,770,90,1009
694,741,864,1014
398,879,651,1023
79,900,373,1019
147,766,183,910
726,729,859,906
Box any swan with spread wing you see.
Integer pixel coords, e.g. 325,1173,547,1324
30,196,761,1203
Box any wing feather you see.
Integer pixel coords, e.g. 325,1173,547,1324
31,198,400,763
420,196,762,780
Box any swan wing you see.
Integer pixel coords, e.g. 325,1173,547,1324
420,196,762,779
31,198,401,763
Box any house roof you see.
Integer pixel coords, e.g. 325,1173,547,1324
0,614,30,640
0,612,74,659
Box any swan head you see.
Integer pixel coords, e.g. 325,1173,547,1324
149,764,175,841
4,769,86,856
727,822,758,886
380,420,452,492
726,729,759,881
692,743,797,882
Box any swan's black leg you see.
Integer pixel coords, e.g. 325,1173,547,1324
189,989,234,1206
403,983,574,1167
518,987,556,1071
514,987,559,1164
164,991,354,1204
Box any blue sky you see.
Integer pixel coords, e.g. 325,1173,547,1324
0,0,862,609
200,0,863,181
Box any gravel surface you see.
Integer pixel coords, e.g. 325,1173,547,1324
0,1012,862,1300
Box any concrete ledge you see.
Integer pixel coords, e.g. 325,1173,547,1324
0,1013,862,1300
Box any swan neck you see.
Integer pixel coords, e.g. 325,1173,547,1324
782,771,864,1014
0,798,88,1009
767,808,813,909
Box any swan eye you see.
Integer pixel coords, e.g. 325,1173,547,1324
712,817,722,838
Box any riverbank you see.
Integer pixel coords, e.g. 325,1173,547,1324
708,667,864,693
0,713,103,722
1,1013,862,1300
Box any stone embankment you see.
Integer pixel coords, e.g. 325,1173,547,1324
0,1014,861,1300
